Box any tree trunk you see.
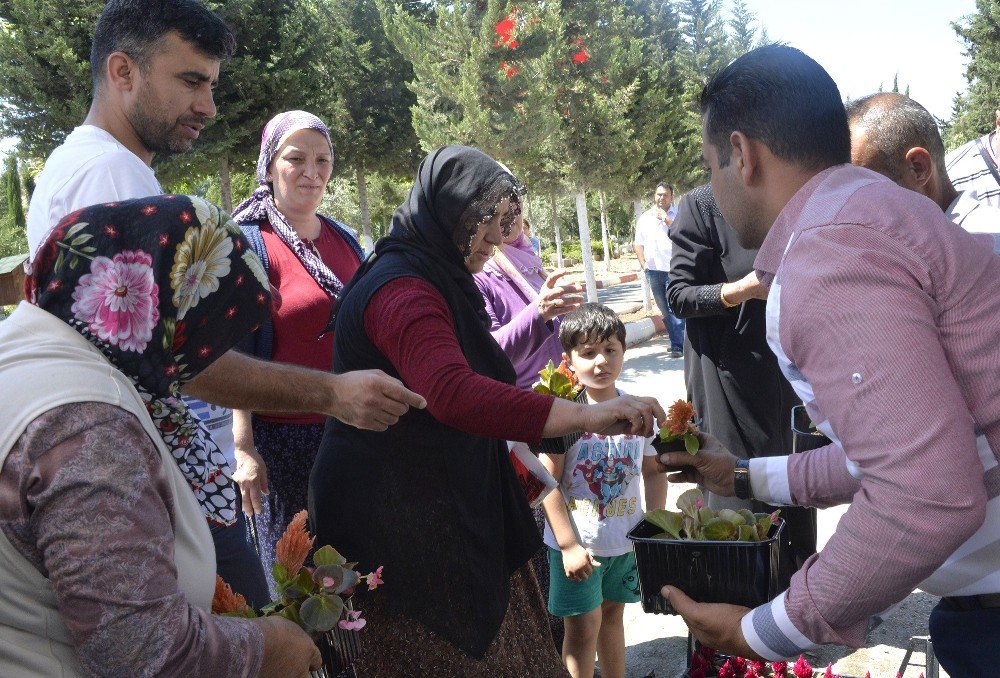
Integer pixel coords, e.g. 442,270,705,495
551,193,563,269
599,191,611,272
357,164,373,252
634,199,652,311
575,191,599,303
219,155,233,214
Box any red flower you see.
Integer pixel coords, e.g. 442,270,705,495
159,233,170,247
225,306,238,319
501,60,521,79
172,320,188,351
179,210,193,224
793,655,813,678
731,657,747,675
690,653,710,673
141,205,158,216
256,291,267,304
572,47,590,64
688,670,706,678
47,279,62,292
717,659,736,678
772,660,789,675
235,273,245,287
103,224,119,238
494,14,516,47
197,345,212,359
164,363,179,377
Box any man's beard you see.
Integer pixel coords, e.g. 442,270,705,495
127,88,204,156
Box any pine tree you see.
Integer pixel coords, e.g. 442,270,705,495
0,154,27,256
680,0,731,78
728,0,759,57
948,0,1000,148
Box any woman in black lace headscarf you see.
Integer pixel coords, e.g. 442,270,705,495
310,146,661,675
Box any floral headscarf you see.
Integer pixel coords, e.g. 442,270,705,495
231,110,345,300
27,195,271,526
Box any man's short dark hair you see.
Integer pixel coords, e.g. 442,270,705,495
657,181,673,194
91,0,236,92
700,44,850,171
559,303,627,353
845,93,948,182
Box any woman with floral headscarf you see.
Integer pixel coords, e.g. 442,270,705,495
310,146,664,674
0,196,320,676
230,111,363,580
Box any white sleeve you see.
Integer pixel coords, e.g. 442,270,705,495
28,152,162,257
634,215,648,246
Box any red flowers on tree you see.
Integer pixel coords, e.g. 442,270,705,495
572,47,590,64
494,12,518,48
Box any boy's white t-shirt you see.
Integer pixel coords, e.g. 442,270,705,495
25,124,235,466
26,125,162,258
543,429,656,557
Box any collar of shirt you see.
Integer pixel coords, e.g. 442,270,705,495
753,164,879,285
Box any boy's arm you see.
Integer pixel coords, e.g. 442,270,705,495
642,453,668,510
539,452,599,582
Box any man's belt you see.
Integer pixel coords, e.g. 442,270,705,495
942,593,1000,611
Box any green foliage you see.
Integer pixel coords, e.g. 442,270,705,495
531,359,583,400
948,0,1000,148
645,488,780,542
0,155,26,257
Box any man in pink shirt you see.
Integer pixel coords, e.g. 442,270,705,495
659,45,1000,676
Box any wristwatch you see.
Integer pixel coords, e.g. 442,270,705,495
734,458,752,500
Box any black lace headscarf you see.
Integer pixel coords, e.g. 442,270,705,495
336,145,524,335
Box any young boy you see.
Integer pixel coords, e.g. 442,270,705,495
540,303,668,678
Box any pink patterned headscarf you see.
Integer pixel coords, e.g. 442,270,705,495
231,110,345,300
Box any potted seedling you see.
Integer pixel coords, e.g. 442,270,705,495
652,400,701,471
530,359,588,454
628,488,784,614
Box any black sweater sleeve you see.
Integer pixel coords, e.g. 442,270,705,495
667,188,728,319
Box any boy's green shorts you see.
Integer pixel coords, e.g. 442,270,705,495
547,547,641,617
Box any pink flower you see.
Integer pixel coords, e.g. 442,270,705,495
338,609,366,631
744,667,761,678
771,660,789,675
748,660,766,673
695,499,705,508
732,656,747,675
367,565,384,591
793,655,813,678
824,662,837,677
322,576,336,588
71,250,159,352
718,659,736,678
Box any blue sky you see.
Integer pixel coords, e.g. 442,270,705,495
744,0,978,120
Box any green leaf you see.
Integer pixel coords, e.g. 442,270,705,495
272,562,290,586
717,509,745,526
684,432,700,455
738,509,756,525
643,510,684,539
313,564,345,590
698,507,715,524
737,524,757,541
70,233,92,247
68,256,78,270
548,370,571,397
756,516,773,540
336,568,360,595
300,593,345,633
313,544,347,567
65,221,87,238
676,488,703,518
295,569,316,595
701,517,738,541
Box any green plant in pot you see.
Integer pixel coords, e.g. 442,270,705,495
644,488,780,542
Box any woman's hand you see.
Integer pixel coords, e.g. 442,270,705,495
233,445,269,515
583,395,666,438
536,270,585,322
232,409,268,515
658,432,738,496
562,544,600,582
251,616,322,678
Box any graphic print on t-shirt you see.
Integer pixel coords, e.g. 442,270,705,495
567,434,642,519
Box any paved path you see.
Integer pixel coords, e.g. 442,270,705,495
614,332,943,678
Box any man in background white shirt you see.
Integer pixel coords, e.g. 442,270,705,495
634,181,685,357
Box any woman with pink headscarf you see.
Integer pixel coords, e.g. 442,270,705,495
230,111,363,580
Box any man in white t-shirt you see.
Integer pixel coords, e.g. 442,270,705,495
27,0,425,609
633,181,685,357
848,93,1000,235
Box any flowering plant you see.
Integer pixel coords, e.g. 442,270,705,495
643,488,780,542
532,359,583,400
658,399,700,455
212,510,383,636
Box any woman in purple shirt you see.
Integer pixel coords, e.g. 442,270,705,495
473,202,584,389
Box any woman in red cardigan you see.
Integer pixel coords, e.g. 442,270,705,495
310,146,665,675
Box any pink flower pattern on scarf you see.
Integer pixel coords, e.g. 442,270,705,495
71,250,159,352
